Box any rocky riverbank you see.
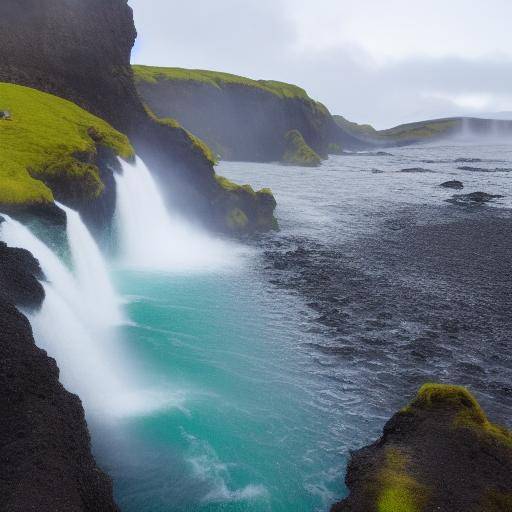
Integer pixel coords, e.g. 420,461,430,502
331,384,512,512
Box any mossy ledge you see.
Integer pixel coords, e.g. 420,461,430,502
0,83,134,224
282,130,323,167
332,384,512,512
214,175,278,234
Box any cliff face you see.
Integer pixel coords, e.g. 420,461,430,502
0,0,276,233
332,384,512,512
0,240,118,511
133,66,367,164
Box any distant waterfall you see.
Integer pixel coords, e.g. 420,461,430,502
0,212,159,418
115,157,242,272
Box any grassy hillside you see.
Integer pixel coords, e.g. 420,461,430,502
333,115,461,143
134,65,323,104
0,83,134,206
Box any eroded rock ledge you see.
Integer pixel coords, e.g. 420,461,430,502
0,244,118,511
332,384,512,512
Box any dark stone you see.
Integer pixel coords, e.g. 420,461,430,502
0,241,119,511
439,180,464,189
331,386,512,512
0,242,44,309
448,191,504,205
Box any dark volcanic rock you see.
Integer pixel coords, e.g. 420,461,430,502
439,180,464,189
331,384,512,512
0,0,276,233
0,243,119,511
0,302,119,512
448,191,504,205
0,242,44,309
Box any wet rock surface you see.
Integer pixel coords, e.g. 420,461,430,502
439,180,464,189
331,384,512,512
448,191,504,205
0,244,119,511
262,206,512,424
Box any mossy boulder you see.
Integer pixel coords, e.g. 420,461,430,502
332,383,512,512
282,129,322,167
214,175,278,234
0,83,133,221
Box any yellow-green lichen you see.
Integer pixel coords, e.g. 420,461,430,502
406,384,512,448
376,448,428,512
282,129,322,167
0,83,134,205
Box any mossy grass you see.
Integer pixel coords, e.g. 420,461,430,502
376,448,428,512
0,83,134,205
282,129,322,167
133,65,311,100
143,103,217,165
335,114,459,142
406,383,512,447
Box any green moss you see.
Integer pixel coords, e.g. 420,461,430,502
0,83,134,206
406,384,512,448
282,129,322,167
226,208,249,230
215,174,256,196
143,103,217,165
133,65,311,100
377,448,428,512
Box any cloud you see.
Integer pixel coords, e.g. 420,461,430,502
129,0,512,128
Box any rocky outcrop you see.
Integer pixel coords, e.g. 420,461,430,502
0,0,276,233
133,66,367,164
448,191,504,205
282,130,322,167
332,384,512,512
0,242,119,511
440,180,464,189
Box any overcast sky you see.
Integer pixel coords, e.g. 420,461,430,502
129,0,512,129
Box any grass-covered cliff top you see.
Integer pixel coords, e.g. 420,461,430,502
334,115,460,142
0,83,134,205
133,65,327,108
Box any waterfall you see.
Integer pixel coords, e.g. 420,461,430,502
115,156,242,272
0,213,165,418
56,202,123,327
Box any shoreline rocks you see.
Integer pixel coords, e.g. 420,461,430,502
448,191,504,205
332,384,512,512
439,180,464,189
0,243,119,511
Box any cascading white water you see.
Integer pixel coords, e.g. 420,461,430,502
115,156,243,271
0,213,169,418
56,202,123,327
